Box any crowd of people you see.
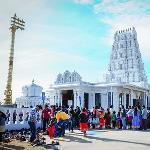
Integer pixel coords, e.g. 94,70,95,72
27,103,150,142
0,103,150,143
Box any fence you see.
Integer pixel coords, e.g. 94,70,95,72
0,106,42,131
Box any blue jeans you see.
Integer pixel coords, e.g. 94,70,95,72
28,121,36,142
121,117,126,129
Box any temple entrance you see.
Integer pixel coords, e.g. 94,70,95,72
62,90,74,107
84,93,89,109
133,99,144,107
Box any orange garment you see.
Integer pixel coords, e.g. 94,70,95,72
99,111,105,129
56,111,69,121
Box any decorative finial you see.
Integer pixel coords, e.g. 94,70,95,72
32,79,34,84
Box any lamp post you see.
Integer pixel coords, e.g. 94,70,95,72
4,14,25,105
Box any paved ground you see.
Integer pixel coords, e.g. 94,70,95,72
0,130,150,150
45,129,150,150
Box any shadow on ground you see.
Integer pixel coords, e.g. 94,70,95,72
0,143,25,150
62,134,92,144
85,135,150,147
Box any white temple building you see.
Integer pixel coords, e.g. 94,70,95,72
47,27,150,111
15,80,43,108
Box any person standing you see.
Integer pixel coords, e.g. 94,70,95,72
74,107,81,128
116,108,122,129
147,107,150,129
13,110,17,124
79,108,88,137
121,106,126,130
68,107,75,133
105,109,111,129
132,107,140,130
111,111,116,129
99,108,105,129
28,105,39,142
42,104,51,133
141,105,147,130
0,109,6,142
126,106,133,129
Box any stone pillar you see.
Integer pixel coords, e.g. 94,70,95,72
60,91,62,107
130,90,134,106
79,91,84,109
92,92,95,108
124,93,126,108
57,90,61,106
56,91,59,106
144,92,147,107
75,90,82,108
113,91,119,112
101,93,107,110
89,92,94,109
54,95,56,105
73,90,78,108
110,86,113,106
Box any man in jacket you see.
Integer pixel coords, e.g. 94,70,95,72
28,105,39,142
42,104,51,133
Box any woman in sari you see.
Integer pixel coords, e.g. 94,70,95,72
132,107,140,130
79,108,88,137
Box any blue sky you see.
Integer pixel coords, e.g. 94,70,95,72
0,0,150,102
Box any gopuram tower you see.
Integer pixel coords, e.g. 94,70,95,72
106,27,147,84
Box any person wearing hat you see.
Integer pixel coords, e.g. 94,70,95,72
0,108,6,142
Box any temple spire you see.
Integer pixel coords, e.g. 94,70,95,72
106,27,147,83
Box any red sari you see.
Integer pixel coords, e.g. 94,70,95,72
79,112,88,131
99,111,105,129
48,125,55,139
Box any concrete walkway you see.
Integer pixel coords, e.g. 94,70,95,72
45,129,150,150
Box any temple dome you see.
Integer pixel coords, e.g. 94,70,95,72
22,80,43,97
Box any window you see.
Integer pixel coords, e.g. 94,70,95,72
95,93,101,107
147,96,149,108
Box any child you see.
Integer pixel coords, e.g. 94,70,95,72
47,118,56,139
